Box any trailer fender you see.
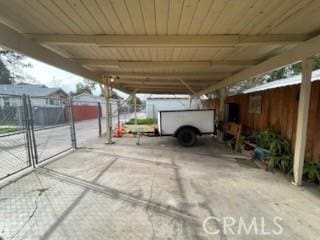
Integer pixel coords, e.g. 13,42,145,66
174,125,201,137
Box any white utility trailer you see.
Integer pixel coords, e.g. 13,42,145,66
157,109,215,147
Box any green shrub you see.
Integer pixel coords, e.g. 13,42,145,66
249,129,293,173
303,162,320,184
0,127,17,134
125,118,154,125
250,128,320,185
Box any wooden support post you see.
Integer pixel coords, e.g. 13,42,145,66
293,58,313,186
219,88,226,122
218,88,226,141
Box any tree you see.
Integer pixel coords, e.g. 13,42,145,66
128,95,142,105
74,82,92,95
264,56,320,83
111,90,123,99
0,48,31,84
0,60,12,84
231,56,320,94
290,57,320,75
126,95,142,112
72,79,96,95
265,67,288,82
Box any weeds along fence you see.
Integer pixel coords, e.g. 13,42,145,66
118,103,147,124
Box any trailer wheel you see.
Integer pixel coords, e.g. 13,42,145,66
177,128,197,147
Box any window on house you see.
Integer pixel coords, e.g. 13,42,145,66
3,97,10,107
47,98,60,105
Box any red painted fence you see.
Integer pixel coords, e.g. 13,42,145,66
65,105,99,122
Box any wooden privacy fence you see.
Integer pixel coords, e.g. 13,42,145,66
202,81,320,163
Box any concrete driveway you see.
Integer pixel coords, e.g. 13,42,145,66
0,136,319,239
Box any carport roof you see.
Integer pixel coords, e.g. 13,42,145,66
1,1,320,95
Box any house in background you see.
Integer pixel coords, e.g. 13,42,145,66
146,95,201,120
0,84,68,126
0,84,68,107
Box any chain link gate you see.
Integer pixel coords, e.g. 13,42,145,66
0,95,31,180
29,95,75,163
0,94,76,181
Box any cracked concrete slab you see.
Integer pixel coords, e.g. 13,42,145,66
0,136,320,239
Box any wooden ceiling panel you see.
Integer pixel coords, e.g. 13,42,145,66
209,0,255,34
0,0,318,36
177,0,200,34
1,0,320,94
108,0,136,34
198,0,227,34
80,0,115,34
125,0,146,34
230,0,273,34
269,1,320,34
96,0,126,34
6,0,72,34
0,1,48,33
188,0,214,34
47,0,94,34
167,0,184,34
155,0,169,35
247,0,317,34
139,0,156,35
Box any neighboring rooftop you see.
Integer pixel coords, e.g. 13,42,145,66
0,84,67,97
146,94,190,100
243,69,320,94
146,94,208,100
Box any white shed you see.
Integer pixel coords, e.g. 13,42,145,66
146,95,201,120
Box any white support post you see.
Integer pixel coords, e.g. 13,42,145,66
189,95,193,109
104,77,113,144
293,58,313,186
134,94,137,130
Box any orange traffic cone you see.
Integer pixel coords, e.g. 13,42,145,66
114,128,122,137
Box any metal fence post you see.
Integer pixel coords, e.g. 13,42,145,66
22,95,33,168
98,101,102,137
117,101,120,131
27,95,38,166
69,96,77,149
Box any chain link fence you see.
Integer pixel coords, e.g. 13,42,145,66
0,95,30,180
72,99,119,147
0,95,149,181
118,103,147,124
33,98,73,163
0,94,75,179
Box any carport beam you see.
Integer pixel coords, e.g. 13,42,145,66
293,58,313,186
